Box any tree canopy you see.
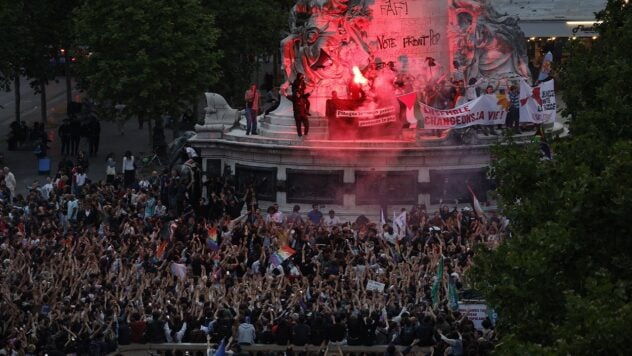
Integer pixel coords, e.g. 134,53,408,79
469,1,632,354
74,0,221,127
204,0,293,105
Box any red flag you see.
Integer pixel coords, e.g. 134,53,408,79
520,86,542,106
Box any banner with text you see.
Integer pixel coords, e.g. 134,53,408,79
420,80,556,129
420,95,506,129
520,79,556,124
337,106,397,127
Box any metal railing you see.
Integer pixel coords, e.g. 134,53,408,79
113,343,434,355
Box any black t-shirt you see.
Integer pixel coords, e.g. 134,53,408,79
416,324,436,347
292,323,310,346
328,323,346,342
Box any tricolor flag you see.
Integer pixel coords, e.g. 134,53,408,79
270,245,296,267
206,226,219,251
467,184,485,219
397,92,418,127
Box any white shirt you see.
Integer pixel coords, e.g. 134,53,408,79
75,173,87,186
122,156,135,171
324,215,342,227
185,146,198,158
4,172,16,191
67,199,79,219
155,204,167,217
40,183,53,199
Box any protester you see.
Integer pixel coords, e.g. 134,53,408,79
2,167,16,203
122,151,136,187
0,164,503,355
244,84,260,136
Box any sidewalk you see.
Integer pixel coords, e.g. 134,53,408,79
4,111,152,197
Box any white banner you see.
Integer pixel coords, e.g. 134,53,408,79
366,280,385,292
458,303,489,330
419,80,556,129
520,80,556,124
420,95,506,129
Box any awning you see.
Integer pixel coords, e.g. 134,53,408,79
519,20,599,38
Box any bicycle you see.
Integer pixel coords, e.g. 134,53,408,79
138,150,164,169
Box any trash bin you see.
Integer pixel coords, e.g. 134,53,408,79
38,157,51,175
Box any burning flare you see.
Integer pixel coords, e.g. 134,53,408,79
352,66,368,85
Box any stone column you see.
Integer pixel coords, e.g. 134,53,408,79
276,167,288,205
418,168,431,207
343,168,356,207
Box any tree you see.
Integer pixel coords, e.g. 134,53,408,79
75,0,221,150
0,0,37,123
204,0,293,105
0,0,82,123
469,1,632,354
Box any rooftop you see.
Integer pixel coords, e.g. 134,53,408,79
494,0,606,21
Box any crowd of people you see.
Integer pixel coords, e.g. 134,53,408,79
0,154,505,355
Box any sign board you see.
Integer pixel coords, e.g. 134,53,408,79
458,303,497,330
366,280,386,292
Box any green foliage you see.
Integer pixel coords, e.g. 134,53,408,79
470,1,632,354
75,0,221,121
204,0,293,105
0,0,58,88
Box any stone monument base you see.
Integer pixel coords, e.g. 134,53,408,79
192,93,565,220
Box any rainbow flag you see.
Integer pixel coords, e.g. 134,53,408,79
270,245,296,267
206,226,219,251
392,241,401,263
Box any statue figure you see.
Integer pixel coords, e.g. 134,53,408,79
450,0,530,81
281,0,372,94
195,93,240,132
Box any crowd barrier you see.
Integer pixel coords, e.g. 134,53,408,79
113,343,434,355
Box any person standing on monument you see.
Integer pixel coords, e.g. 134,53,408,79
244,84,260,135
290,73,310,138
507,85,522,134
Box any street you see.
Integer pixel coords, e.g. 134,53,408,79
0,76,151,196
0,76,78,136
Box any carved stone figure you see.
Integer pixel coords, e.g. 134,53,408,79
450,0,530,81
195,92,240,132
281,0,372,94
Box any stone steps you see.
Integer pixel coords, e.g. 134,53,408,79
231,118,566,147
258,120,328,133
260,115,329,127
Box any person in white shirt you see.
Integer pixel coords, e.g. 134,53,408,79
66,195,79,222
3,167,16,202
164,319,187,343
122,150,136,187
155,200,167,217
74,168,87,196
323,209,341,227
40,177,53,200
